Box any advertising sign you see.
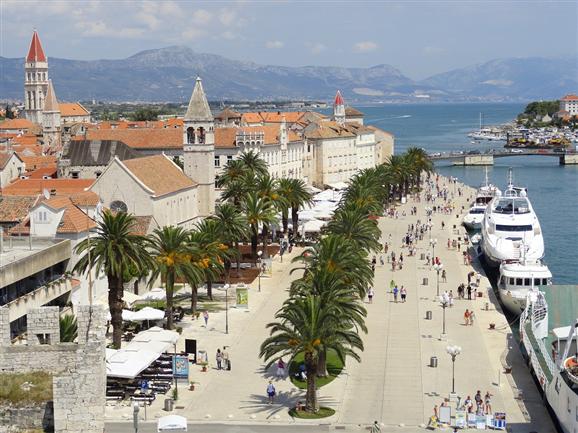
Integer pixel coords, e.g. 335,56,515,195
439,406,451,424
236,286,249,309
493,412,506,430
454,410,467,428
172,355,189,378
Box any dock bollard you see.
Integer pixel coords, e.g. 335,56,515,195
485,302,489,311
430,356,438,368
426,311,432,320
423,277,428,286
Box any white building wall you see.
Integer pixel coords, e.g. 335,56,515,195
0,154,25,188
152,188,199,229
561,100,578,115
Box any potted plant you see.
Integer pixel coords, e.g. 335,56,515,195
189,381,198,391
198,362,208,372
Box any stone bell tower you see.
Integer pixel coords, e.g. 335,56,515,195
24,30,49,124
333,90,346,126
42,80,62,154
183,77,215,217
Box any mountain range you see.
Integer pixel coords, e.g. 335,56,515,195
0,46,576,103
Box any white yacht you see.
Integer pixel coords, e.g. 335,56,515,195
520,288,578,433
497,260,552,314
480,169,544,267
462,169,500,230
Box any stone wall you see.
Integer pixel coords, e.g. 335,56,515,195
0,402,53,431
0,305,107,433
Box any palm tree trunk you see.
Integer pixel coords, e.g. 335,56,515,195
165,271,175,330
291,206,299,238
108,274,124,349
262,225,269,259
235,241,241,276
282,210,289,235
207,280,213,300
316,348,328,377
190,284,198,316
251,225,258,259
224,258,231,283
305,353,318,412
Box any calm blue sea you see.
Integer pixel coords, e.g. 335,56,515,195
362,103,578,285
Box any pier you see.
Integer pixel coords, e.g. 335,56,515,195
430,148,578,166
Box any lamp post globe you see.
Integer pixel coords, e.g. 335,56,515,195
257,250,263,292
446,345,462,395
223,284,230,334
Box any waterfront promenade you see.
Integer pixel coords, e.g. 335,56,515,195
105,177,555,432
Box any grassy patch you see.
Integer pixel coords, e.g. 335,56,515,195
0,372,52,405
289,350,344,389
289,406,335,419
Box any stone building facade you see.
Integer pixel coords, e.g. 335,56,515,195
0,305,107,433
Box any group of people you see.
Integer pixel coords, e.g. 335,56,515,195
215,346,231,370
463,390,493,415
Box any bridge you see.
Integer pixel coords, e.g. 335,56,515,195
428,148,578,166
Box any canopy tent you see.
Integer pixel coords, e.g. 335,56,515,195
326,181,349,190
97,291,142,308
305,184,322,194
131,307,165,322
105,327,180,378
105,348,160,379
141,288,167,301
302,219,326,234
158,415,187,431
106,310,136,321
313,189,341,202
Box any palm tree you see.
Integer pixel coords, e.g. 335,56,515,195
216,159,249,190
277,178,313,238
325,208,381,253
239,150,268,178
193,218,228,300
405,146,434,189
74,211,151,348
148,226,201,330
59,314,78,342
384,154,411,200
260,294,363,412
212,203,249,281
242,192,277,259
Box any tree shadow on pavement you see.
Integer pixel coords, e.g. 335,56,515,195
240,391,339,419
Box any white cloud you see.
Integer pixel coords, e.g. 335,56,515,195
192,9,212,25
423,46,445,56
265,40,284,49
354,41,378,53
75,20,144,38
218,9,236,26
181,27,206,41
306,42,326,55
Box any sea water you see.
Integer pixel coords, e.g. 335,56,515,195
362,103,578,284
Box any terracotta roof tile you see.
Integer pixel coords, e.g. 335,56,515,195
561,94,578,101
26,31,46,62
130,215,155,235
19,154,57,169
0,195,38,223
12,134,39,146
215,107,241,121
1,178,94,196
215,125,302,148
345,107,364,117
34,195,97,233
0,119,35,131
24,166,57,179
58,103,90,117
69,191,100,207
121,154,196,196
83,128,182,149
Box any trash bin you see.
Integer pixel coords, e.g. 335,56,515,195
420,253,425,260
164,398,174,412
426,311,432,320
430,356,438,368
422,277,428,286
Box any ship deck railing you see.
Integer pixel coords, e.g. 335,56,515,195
524,321,555,382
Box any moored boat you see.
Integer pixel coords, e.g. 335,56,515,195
497,259,552,314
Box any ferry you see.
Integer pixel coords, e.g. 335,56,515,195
462,169,500,230
497,259,552,314
519,286,578,433
480,169,544,268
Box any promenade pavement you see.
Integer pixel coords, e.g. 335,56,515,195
106,176,555,433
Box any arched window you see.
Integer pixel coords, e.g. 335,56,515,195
110,200,128,213
186,127,195,144
197,127,205,144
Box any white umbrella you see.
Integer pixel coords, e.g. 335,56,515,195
106,310,136,321
131,307,165,322
158,415,187,431
303,219,326,233
141,288,166,301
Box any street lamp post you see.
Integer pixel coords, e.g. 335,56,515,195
430,238,437,261
446,345,462,398
257,250,263,292
433,263,443,297
439,294,449,339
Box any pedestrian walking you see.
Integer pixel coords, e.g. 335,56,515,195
222,346,230,370
276,359,286,378
442,269,447,282
379,255,384,266
216,349,223,370
469,310,476,326
203,310,209,327
393,285,399,303
484,391,492,414
467,284,472,300
368,287,375,304
370,421,381,433
475,390,483,413
449,290,454,307
467,272,472,285
476,272,481,287
267,381,276,404
390,279,396,290
464,309,470,325
400,286,407,302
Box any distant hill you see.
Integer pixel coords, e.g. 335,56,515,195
0,46,575,102
420,57,578,101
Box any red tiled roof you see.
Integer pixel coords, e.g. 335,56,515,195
334,90,344,106
81,128,182,149
59,103,90,117
0,119,35,131
2,178,94,196
38,196,97,233
121,155,196,196
561,94,578,101
0,151,20,169
27,31,46,62
0,195,39,223
215,125,302,148
19,154,56,170
24,166,57,179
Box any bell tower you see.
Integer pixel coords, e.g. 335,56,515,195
333,90,345,125
42,80,62,155
183,77,215,217
24,30,49,124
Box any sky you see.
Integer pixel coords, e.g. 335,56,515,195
1,0,577,79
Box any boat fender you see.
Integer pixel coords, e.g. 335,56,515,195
539,376,545,388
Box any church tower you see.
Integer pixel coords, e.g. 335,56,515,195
183,77,215,217
333,90,346,125
24,30,49,124
42,80,62,155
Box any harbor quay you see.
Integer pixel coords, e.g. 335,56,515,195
105,175,555,432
